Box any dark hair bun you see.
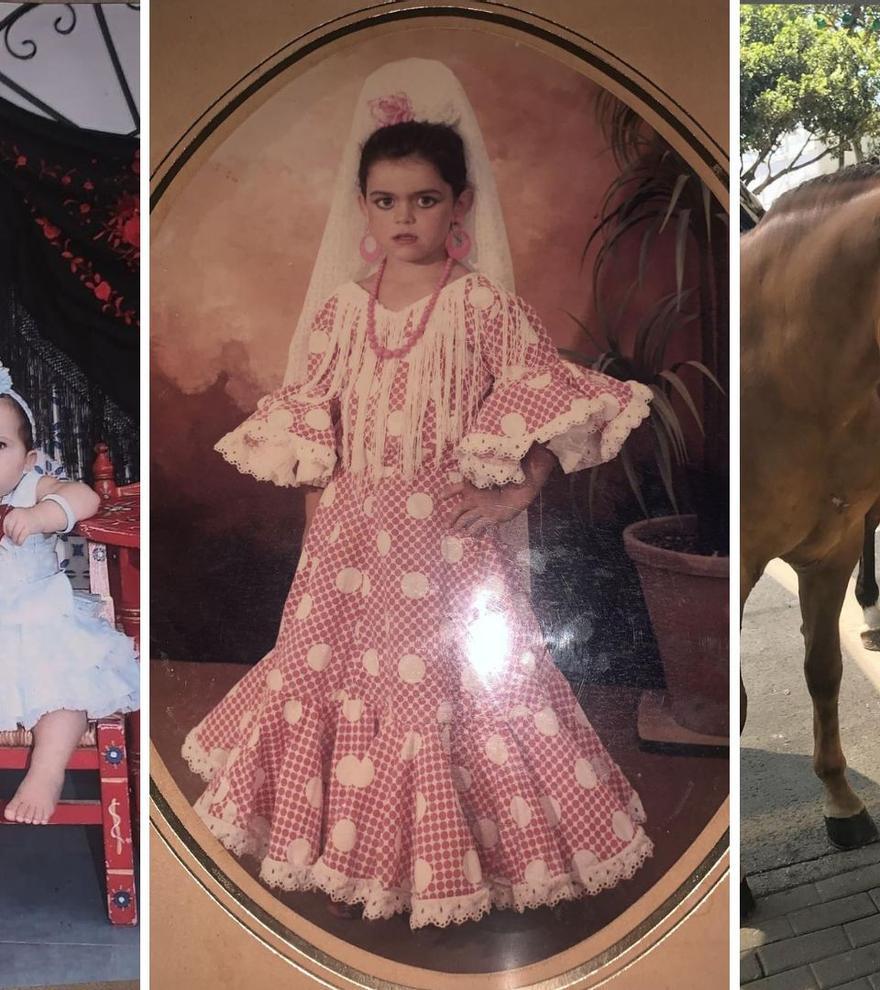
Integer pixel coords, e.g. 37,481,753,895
358,121,468,198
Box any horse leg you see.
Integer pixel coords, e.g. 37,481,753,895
855,504,880,650
797,534,879,848
740,556,763,733
740,557,761,919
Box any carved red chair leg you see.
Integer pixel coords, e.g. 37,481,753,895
96,717,137,926
80,444,141,835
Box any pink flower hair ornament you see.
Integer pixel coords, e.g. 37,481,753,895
368,92,415,127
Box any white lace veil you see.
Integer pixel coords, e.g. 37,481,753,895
283,58,515,385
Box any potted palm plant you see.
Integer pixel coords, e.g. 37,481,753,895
565,94,729,740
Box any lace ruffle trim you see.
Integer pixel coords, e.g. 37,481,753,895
182,728,222,780
184,730,652,929
215,421,336,489
457,381,652,489
191,796,653,929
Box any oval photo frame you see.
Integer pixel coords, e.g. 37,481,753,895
150,5,729,988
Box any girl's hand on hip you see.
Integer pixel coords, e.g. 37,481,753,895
440,444,557,537
440,478,537,537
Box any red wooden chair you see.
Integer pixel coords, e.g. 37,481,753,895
0,444,138,926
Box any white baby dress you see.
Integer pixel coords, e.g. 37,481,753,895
0,468,139,730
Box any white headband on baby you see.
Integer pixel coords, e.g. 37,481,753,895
0,362,76,533
0,363,36,438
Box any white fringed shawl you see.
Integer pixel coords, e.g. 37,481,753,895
293,275,531,484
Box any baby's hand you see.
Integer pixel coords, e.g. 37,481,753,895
439,478,537,537
3,506,41,545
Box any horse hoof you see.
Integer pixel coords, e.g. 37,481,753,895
741,878,756,922
825,808,880,850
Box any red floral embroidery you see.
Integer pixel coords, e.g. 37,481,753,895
96,189,140,261
0,136,139,329
34,214,137,327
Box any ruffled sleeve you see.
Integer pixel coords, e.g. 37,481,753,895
457,284,652,488
214,296,342,488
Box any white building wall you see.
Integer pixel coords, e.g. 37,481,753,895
742,127,862,209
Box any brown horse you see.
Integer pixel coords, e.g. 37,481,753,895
741,164,880,866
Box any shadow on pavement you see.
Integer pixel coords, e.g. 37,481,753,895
742,746,880,876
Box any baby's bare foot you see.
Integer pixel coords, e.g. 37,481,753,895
4,767,65,824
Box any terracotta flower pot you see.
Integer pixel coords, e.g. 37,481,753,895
623,514,729,736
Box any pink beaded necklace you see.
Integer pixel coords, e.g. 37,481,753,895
366,256,455,360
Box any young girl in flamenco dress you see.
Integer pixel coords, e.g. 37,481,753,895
183,59,654,929
0,366,139,825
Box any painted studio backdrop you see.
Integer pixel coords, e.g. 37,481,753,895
151,27,728,968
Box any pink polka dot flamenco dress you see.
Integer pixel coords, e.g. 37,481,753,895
182,271,655,929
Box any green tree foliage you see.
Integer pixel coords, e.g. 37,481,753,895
741,4,880,193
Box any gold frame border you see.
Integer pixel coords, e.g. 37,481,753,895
151,753,728,989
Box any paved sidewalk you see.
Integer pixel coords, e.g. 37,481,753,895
741,843,880,989
741,535,880,990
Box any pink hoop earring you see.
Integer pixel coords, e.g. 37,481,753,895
360,232,383,264
445,222,471,261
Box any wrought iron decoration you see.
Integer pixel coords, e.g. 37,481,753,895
0,3,139,134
